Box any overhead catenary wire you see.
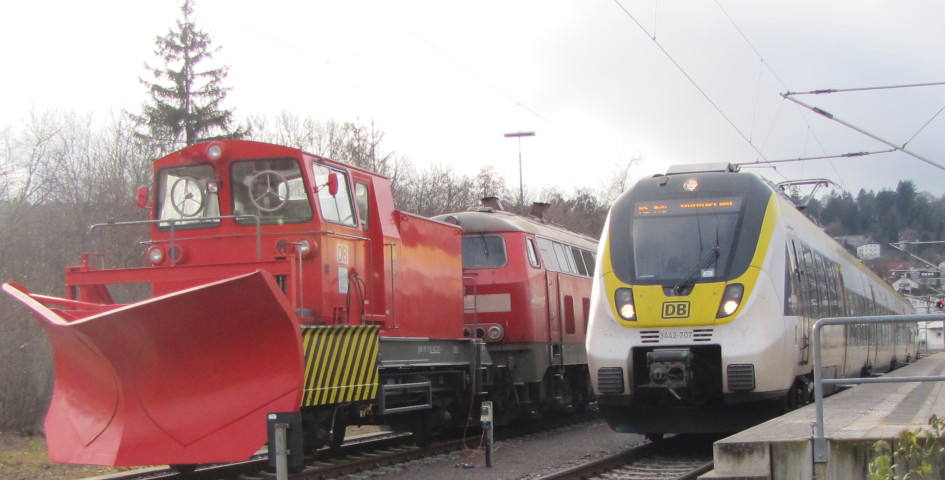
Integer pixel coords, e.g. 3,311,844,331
611,0,769,163
737,149,897,167
782,93,945,172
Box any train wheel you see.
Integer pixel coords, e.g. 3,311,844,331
412,412,434,446
170,464,197,474
329,412,348,450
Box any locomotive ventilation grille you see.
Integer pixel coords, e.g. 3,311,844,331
639,328,713,344
726,364,756,391
597,367,625,394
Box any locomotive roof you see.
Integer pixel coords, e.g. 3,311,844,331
432,208,598,250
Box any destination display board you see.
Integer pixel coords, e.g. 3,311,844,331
633,196,742,217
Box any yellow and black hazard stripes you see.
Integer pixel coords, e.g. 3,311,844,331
300,325,380,406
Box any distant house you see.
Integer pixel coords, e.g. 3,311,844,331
892,276,920,293
856,243,881,260
888,261,910,274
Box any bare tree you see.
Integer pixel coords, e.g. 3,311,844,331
599,152,645,205
0,109,154,433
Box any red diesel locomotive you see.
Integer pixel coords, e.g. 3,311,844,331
2,140,597,467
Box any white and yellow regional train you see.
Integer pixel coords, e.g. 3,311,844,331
587,164,917,437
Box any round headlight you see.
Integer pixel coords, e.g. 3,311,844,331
147,246,165,265
297,239,311,255
206,143,223,160
486,325,505,342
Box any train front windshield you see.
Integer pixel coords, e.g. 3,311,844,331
630,197,743,285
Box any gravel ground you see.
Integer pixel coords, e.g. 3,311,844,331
340,421,646,480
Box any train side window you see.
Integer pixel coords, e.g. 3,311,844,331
355,182,369,229
313,163,356,226
784,246,796,316
582,250,596,276
801,245,820,318
536,237,560,272
813,252,829,318
553,242,575,274
526,238,541,269
571,246,588,276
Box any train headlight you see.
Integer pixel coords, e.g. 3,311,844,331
206,142,224,161
486,325,505,342
615,287,636,321
716,283,744,318
147,246,165,265
297,239,312,255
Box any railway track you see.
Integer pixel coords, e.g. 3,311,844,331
536,435,715,480
83,417,716,480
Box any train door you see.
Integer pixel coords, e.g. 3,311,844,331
312,162,364,325
788,240,811,365
536,237,564,346
352,174,381,323
546,272,562,344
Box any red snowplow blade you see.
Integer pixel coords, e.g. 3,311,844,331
2,271,304,466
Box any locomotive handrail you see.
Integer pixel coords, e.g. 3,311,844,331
811,313,945,463
87,215,263,263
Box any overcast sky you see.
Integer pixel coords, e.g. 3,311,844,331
3,1,945,199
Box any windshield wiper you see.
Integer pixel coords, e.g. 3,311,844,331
673,227,721,295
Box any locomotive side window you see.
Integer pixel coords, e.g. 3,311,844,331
535,237,595,277
526,238,541,268
313,163,356,226
553,243,575,274
462,235,508,268
230,158,312,225
581,250,596,276
571,247,588,276
536,237,560,272
156,164,221,229
355,182,369,229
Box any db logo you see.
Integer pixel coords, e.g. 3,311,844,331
336,244,349,265
662,301,690,319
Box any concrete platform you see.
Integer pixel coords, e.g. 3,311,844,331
701,352,945,480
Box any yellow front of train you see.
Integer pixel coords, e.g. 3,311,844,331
587,164,796,435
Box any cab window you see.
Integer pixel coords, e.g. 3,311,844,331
462,235,508,268
526,237,541,268
230,158,312,225
355,182,370,229
313,163,356,226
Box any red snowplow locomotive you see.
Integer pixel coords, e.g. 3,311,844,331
3,140,597,467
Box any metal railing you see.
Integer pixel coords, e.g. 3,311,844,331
88,215,263,263
812,313,945,463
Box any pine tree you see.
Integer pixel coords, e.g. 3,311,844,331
130,0,245,150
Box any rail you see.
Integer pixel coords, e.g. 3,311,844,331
812,313,945,463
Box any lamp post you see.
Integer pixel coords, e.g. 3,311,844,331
503,131,535,209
